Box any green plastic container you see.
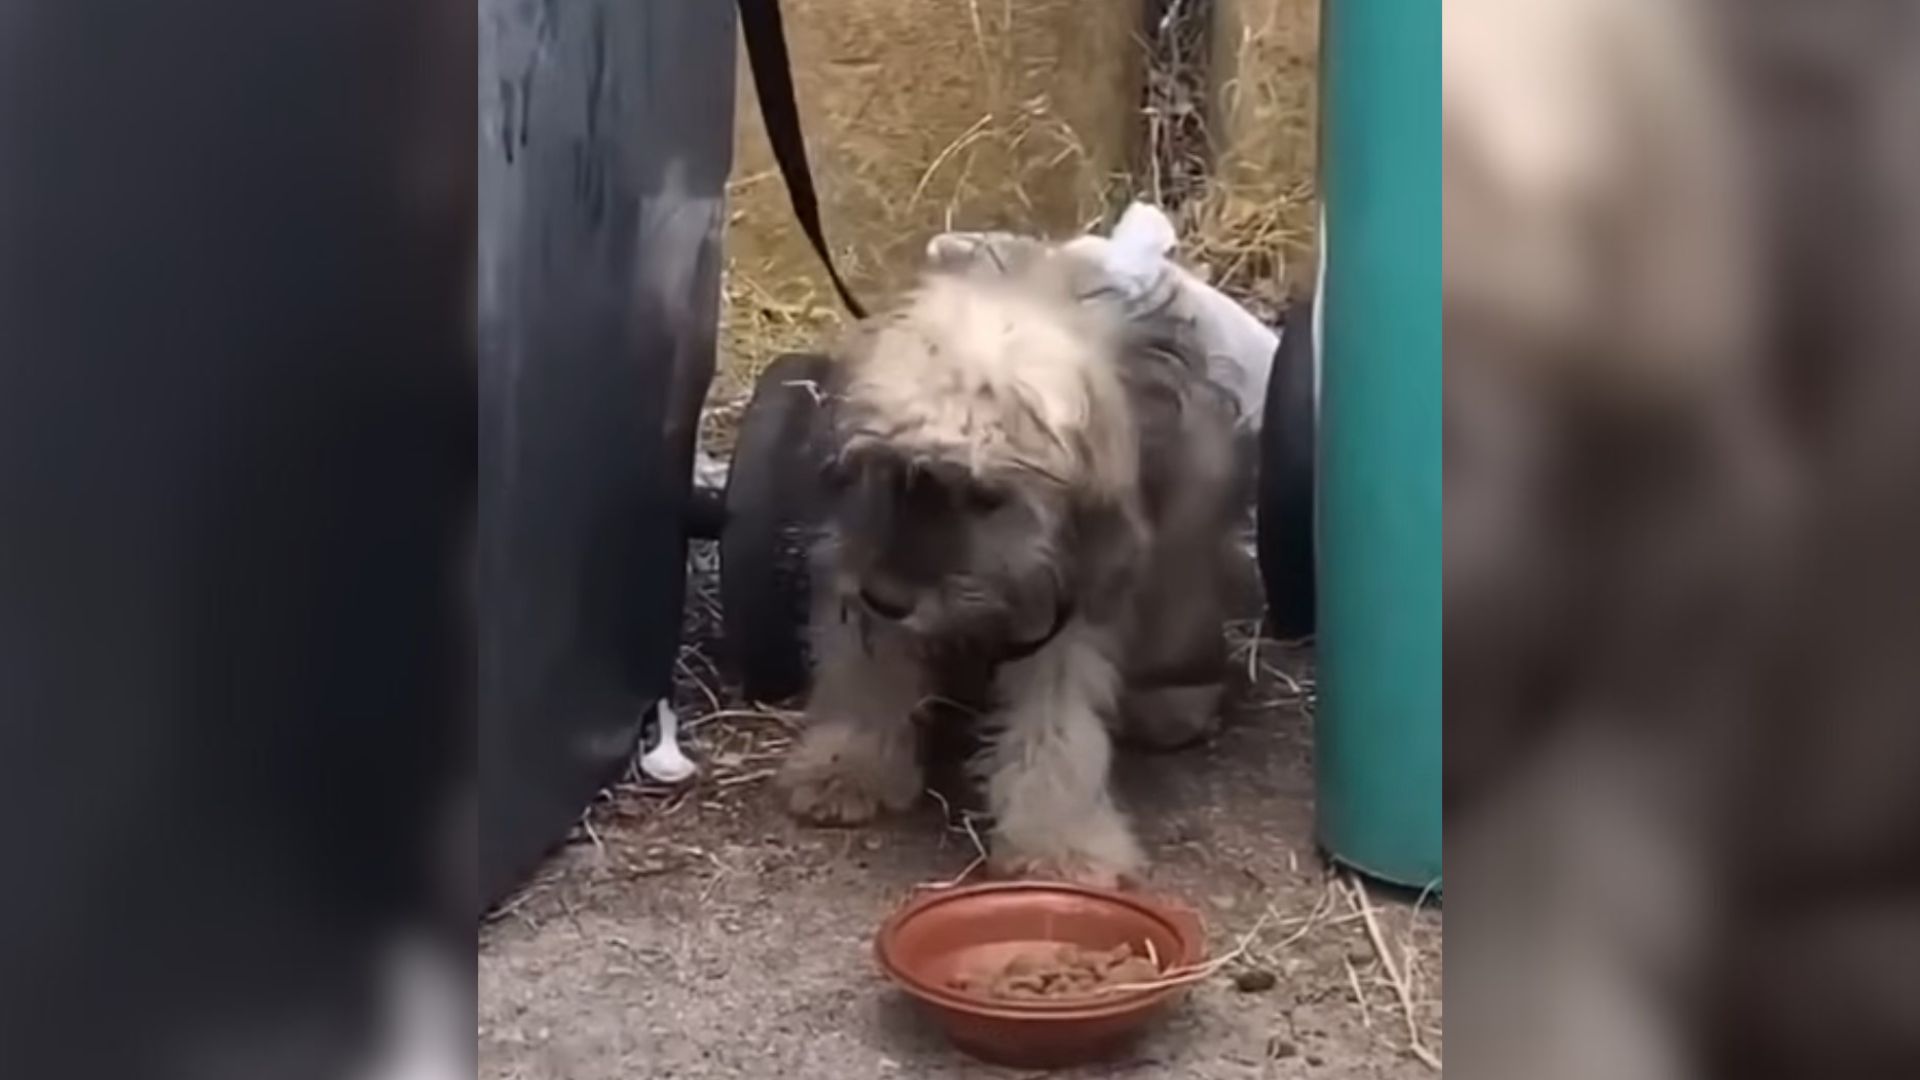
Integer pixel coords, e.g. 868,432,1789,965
1313,0,1442,889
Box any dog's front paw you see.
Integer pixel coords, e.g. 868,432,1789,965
779,767,895,826
990,811,1147,889
775,721,921,827
989,850,1141,890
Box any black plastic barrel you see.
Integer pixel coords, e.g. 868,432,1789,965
2,2,473,1075
478,1,737,908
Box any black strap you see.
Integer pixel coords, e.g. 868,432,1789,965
736,0,867,319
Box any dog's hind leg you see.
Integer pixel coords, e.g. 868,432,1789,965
1117,536,1235,751
777,606,927,826
979,625,1145,887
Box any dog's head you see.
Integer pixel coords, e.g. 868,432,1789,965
819,249,1144,648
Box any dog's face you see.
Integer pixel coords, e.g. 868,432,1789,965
817,259,1139,647
821,444,1072,645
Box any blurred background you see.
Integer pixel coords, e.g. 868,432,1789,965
1445,0,1920,1076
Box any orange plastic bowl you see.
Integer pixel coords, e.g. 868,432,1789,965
874,881,1207,1069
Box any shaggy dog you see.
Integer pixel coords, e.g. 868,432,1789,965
774,237,1248,886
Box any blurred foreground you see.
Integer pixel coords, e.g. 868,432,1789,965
1445,0,1920,1076
0,2,472,1078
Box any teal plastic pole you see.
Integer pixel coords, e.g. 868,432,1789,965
1314,0,1442,889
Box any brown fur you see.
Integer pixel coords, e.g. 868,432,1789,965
775,238,1249,885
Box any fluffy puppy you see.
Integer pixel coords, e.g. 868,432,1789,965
774,238,1247,886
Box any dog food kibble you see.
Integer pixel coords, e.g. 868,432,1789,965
946,943,1163,1001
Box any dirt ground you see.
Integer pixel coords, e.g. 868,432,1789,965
479,550,1442,1079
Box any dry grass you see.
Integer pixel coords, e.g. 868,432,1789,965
707,259,840,454
1347,873,1444,1069
1173,178,1313,325
706,0,1321,453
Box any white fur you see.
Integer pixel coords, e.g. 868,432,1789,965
839,263,1139,499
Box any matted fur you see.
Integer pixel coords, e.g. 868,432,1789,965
835,250,1141,501
776,238,1248,887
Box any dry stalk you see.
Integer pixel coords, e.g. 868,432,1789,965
576,815,606,860
912,787,992,892
684,707,803,733
675,653,722,716
1100,906,1275,994
1344,955,1373,1029
908,113,998,213
1256,872,1340,958
1345,872,1443,1072
713,768,777,790
914,855,987,892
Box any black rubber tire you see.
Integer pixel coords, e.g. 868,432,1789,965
720,352,834,703
1257,294,1318,638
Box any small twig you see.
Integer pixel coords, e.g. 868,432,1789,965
957,814,989,862
925,787,957,817
1346,873,1443,1071
781,379,827,406
699,851,735,904
675,655,722,717
713,768,777,789
1268,665,1304,698
1260,874,1341,954
914,855,986,892
483,878,553,927
911,788,991,892
1100,907,1274,994
926,787,992,862
908,113,997,213
963,0,992,82
684,707,802,732
1344,955,1373,1029
917,693,983,719
1410,878,1442,921
577,815,606,859
1273,909,1367,934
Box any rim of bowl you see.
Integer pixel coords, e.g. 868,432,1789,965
873,881,1207,1019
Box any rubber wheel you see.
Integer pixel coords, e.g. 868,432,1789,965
720,352,834,702
1257,294,1318,638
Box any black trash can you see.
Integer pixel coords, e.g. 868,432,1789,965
478,0,738,909
2,3,474,1075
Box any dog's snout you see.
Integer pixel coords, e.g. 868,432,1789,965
858,582,914,620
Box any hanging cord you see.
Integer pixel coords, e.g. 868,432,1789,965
736,0,868,319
